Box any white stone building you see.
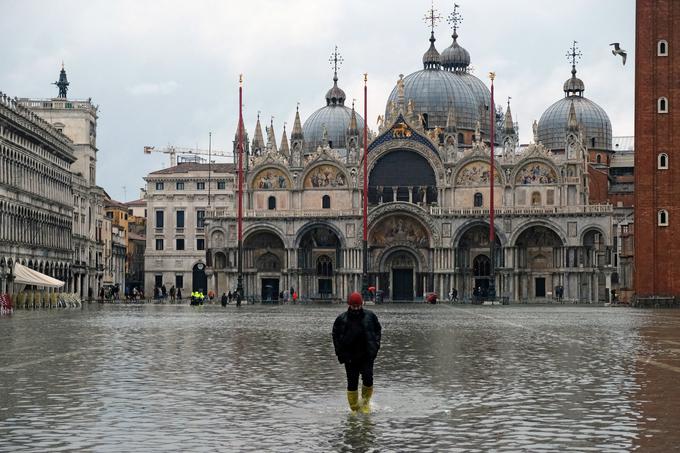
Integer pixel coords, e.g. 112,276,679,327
205,8,616,303
19,66,105,300
143,161,235,294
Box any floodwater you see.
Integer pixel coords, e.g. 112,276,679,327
1,304,679,452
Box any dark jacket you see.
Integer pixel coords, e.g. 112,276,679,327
332,308,381,364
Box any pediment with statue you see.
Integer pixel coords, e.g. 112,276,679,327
303,143,344,167
368,114,439,156
250,149,288,168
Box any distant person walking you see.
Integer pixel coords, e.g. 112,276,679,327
332,291,382,413
221,292,228,307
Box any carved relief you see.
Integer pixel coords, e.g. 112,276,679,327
370,215,429,247
252,168,290,189
455,161,502,186
392,122,412,138
515,163,557,185
304,165,347,188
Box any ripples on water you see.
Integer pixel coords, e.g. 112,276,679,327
0,304,674,451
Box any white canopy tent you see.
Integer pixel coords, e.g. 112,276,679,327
12,263,65,288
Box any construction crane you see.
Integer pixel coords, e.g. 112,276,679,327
143,145,233,167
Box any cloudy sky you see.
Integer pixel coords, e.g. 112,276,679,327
1,0,635,202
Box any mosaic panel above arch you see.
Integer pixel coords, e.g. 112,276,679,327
455,161,502,186
252,168,290,190
304,164,347,188
515,162,557,185
369,215,429,248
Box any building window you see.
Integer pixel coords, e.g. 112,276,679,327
155,275,163,287
176,238,185,250
175,275,184,289
457,133,464,144
473,192,483,207
176,181,185,190
155,210,164,228
658,40,668,56
658,97,668,113
217,181,226,190
176,210,184,228
155,238,164,250
658,209,669,226
316,255,333,276
196,182,205,190
596,154,602,163
268,196,276,210
196,210,205,228
591,137,597,148
531,192,541,206
658,153,669,169
322,195,331,209
197,238,205,250
547,189,555,205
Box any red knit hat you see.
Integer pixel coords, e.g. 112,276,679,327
348,291,363,306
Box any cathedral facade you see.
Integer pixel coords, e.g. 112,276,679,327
205,9,615,303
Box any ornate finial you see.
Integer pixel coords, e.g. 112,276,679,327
566,40,582,73
507,96,512,108
257,110,261,120
447,3,462,39
423,1,442,33
329,45,343,82
296,102,300,112
364,73,368,85
239,74,243,86
489,71,496,81
352,98,356,109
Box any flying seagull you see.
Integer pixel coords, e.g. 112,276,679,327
610,43,627,65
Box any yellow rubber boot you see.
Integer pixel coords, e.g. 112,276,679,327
360,385,373,413
347,390,360,412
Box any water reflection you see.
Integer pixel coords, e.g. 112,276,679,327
0,305,679,450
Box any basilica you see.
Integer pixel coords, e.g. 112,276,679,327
204,8,615,303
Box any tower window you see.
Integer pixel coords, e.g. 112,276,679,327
591,137,597,148
322,195,331,209
473,192,483,207
658,97,668,113
658,153,669,169
457,133,464,144
596,154,602,164
268,196,276,210
658,40,668,56
658,209,669,227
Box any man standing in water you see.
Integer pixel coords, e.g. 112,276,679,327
332,292,382,413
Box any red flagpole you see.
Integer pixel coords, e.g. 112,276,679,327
362,73,369,296
236,74,244,296
489,73,495,243
489,72,496,300
363,74,368,243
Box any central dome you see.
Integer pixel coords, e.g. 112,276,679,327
385,32,490,134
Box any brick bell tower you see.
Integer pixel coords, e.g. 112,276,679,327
634,0,680,299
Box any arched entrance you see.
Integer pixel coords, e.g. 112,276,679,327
297,225,342,299
514,225,563,300
456,224,502,300
244,230,286,301
385,250,418,301
192,262,207,292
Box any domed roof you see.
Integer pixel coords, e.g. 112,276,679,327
441,32,470,71
537,95,612,151
422,32,441,69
